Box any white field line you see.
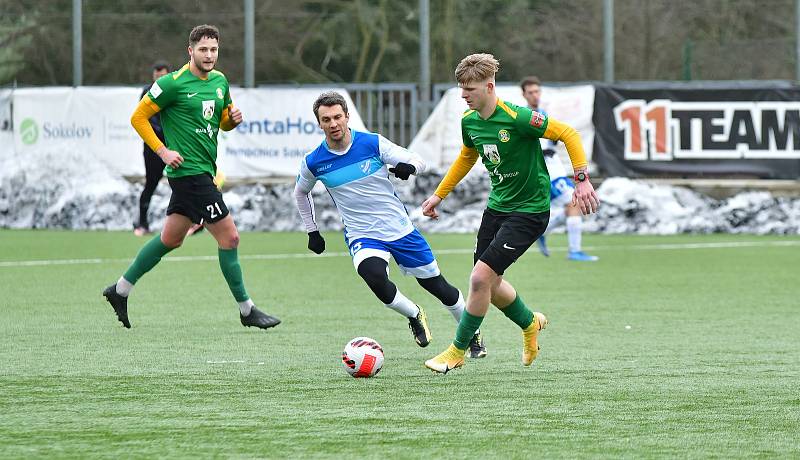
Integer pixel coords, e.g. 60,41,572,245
206,360,265,365
0,240,798,268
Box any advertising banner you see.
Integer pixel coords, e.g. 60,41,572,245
217,87,365,178
593,85,800,178
10,87,364,179
12,87,143,175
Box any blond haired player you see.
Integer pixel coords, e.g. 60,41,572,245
422,54,599,373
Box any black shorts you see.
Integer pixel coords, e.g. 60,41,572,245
474,208,549,276
166,173,229,224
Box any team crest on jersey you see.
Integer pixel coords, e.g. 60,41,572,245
216,87,224,99
483,144,501,164
530,111,545,128
202,100,215,120
498,129,510,143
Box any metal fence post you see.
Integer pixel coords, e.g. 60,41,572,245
73,0,82,86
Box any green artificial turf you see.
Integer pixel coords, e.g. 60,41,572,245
1,230,798,458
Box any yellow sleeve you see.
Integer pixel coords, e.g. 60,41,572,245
434,145,480,199
130,95,164,153
220,105,236,131
543,117,588,170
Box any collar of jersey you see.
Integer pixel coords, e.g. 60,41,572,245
324,129,354,156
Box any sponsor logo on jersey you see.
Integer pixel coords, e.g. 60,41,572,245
187,92,198,98
498,129,510,143
195,123,216,138
489,168,519,184
483,144,501,164
150,81,163,98
202,100,215,120
530,111,545,128
216,88,224,99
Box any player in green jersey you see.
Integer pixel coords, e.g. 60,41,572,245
422,53,599,373
102,24,280,330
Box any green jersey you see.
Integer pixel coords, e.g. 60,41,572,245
147,63,232,178
461,99,551,213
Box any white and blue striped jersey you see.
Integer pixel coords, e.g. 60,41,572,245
294,129,426,242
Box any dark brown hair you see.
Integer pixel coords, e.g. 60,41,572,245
313,91,349,121
189,24,220,47
520,76,541,91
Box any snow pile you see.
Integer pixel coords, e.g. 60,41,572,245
1,154,798,234
0,147,146,229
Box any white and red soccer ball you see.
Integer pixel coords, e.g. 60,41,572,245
341,337,384,378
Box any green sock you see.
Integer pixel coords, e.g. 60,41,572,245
218,248,249,302
500,295,535,329
123,235,173,284
453,310,485,350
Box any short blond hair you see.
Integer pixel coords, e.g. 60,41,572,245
455,53,500,84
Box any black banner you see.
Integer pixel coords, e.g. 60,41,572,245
593,85,800,179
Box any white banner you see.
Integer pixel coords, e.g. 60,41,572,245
409,85,596,173
11,87,143,175
9,87,364,179
217,87,365,178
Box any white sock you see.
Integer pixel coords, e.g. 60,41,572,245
546,207,566,234
115,277,133,297
567,215,582,252
443,290,465,322
385,290,420,318
238,299,254,316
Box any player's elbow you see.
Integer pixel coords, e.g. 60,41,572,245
560,125,583,144
130,111,147,131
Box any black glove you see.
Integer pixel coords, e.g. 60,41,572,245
542,148,556,157
388,162,416,180
307,231,326,254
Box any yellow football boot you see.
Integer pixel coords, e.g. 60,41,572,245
522,312,548,366
424,344,465,374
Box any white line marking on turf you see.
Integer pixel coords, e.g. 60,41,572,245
206,360,246,364
1,240,798,268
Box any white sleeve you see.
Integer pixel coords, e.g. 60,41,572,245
378,135,426,174
294,159,318,233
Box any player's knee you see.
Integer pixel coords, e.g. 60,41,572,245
357,258,389,286
469,270,494,293
219,231,240,249
228,232,240,248
161,235,184,249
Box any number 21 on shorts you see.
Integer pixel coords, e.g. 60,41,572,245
207,202,223,219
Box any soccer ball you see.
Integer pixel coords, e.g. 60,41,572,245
341,337,384,378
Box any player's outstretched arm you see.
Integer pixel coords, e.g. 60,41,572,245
377,135,425,180
421,145,479,219
543,117,599,214
571,174,599,215
421,194,442,219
